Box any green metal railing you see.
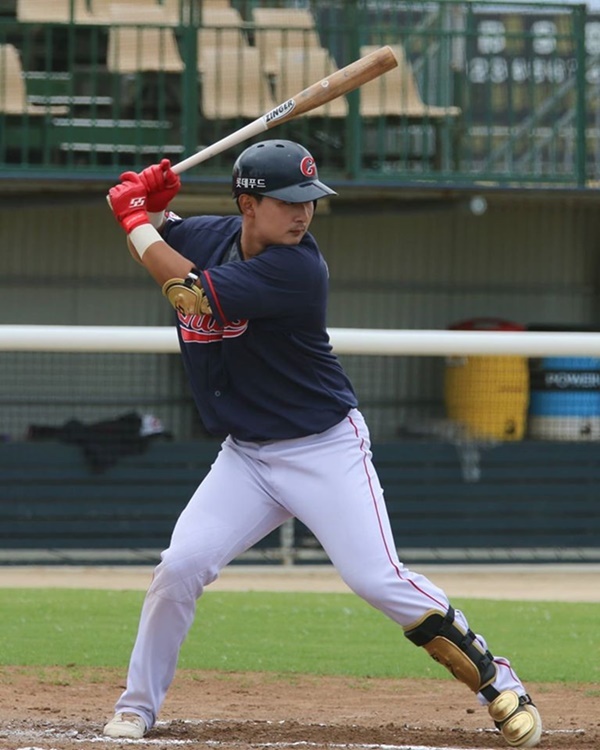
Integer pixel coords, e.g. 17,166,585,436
0,0,598,187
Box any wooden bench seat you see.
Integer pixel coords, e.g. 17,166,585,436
0,441,217,550
369,441,600,552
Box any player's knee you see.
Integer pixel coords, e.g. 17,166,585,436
150,550,218,601
403,606,498,698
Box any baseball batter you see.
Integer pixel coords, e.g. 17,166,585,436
103,140,542,748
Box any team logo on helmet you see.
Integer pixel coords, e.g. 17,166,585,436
300,156,316,178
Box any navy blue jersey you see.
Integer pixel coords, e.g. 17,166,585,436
162,214,357,441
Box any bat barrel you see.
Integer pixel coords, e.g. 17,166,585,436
269,45,399,126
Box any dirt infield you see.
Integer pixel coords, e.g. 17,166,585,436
1,564,599,750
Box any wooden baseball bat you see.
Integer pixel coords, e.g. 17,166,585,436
171,45,398,175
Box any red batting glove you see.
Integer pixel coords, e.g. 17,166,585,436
139,158,181,212
107,171,150,234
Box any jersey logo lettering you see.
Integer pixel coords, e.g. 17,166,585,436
178,312,248,343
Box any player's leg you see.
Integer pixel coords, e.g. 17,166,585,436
273,409,541,748
403,606,541,747
269,410,450,623
106,436,291,735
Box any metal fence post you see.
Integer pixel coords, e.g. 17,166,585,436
574,3,588,187
180,1,199,161
280,518,296,566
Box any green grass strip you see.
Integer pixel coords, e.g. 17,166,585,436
1,589,598,683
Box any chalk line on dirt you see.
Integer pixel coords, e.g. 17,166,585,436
8,721,586,750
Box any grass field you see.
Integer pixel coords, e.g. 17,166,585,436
2,588,598,683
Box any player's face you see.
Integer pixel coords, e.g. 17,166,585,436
254,196,315,246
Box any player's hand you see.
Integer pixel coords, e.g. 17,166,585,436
107,171,150,235
139,158,181,212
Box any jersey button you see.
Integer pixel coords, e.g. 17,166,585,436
214,390,221,397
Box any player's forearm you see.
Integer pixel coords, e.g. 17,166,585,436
128,234,211,316
107,160,184,285
138,237,196,287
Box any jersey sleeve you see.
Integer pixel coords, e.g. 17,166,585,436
162,215,241,269
200,238,325,325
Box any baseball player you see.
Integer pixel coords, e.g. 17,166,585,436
103,140,542,748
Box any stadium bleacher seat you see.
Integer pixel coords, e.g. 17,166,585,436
198,5,248,52
359,44,461,169
359,44,461,120
16,0,95,23
91,0,176,26
0,43,67,114
271,47,347,118
106,5,184,73
198,46,275,119
252,7,322,76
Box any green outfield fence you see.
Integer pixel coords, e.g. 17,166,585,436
1,0,599,187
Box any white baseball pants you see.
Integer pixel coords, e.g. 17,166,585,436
114,409,527,728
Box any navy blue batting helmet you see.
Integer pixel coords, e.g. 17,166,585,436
232,140,336,203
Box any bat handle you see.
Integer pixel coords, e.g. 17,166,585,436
171,118,269,175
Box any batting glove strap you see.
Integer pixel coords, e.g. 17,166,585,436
108,174,151,235
119,207,150,235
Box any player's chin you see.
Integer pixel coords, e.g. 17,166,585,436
285,230,306,243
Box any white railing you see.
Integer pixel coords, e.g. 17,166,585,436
2,324,600,355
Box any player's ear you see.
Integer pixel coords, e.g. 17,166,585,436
238,193,256,217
